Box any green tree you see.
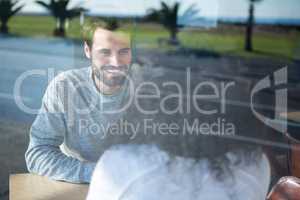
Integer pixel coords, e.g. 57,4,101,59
245,0,263,51
36,0,85,37
0,0,23,34
147,1,181,45
146,1,201,46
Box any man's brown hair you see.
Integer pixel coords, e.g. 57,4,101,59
82,21,107,47
82,19,133,47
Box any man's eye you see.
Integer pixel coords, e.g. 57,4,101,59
98,49,111,56
118,48,130,56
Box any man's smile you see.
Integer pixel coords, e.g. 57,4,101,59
102,65,128,75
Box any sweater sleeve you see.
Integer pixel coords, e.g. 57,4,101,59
25,75,96,183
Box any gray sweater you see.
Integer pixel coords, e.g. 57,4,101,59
25,67,129,183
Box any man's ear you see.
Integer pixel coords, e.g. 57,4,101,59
84,41,91,59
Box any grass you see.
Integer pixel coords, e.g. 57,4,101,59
8,15,55,37
6,15,300,61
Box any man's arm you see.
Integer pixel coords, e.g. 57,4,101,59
25,75,96,183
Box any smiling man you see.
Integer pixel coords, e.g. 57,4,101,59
25,22,133,183
85,26,132,95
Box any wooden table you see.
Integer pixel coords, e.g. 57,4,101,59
280,112,300,123
9,174,89,200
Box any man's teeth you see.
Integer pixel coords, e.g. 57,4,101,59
107,69,123,73
107,69,118,73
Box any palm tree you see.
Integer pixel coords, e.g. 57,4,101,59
147,1,181,45
36,0,85,37
0,0,23,34
147,1,201,46
245,0,263,51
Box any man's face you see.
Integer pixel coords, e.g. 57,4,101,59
84,28,132,94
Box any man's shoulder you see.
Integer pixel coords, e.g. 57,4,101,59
52,67,91,85
42,67,92,109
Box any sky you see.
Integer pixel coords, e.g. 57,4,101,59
20,0,300,20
